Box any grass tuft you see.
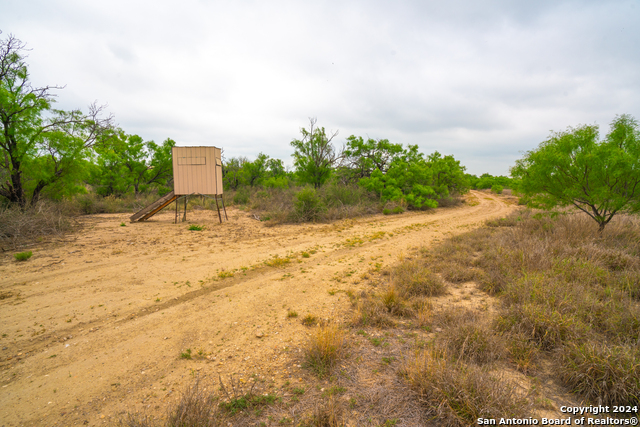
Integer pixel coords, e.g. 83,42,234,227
264,255,291,268
403,349,531,426
391,260,446,297
557,343,640,407
350,293,394,327
303,324,346,378
14,250,33,261
302,314,317,326
438,321,504,365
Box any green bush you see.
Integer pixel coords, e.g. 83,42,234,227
383,206,405,215
491,184,503,194
14,251,33,261
263,176,290,189
233,189,250,205
294,187,326,222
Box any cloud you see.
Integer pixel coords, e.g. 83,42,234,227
1,0,639,175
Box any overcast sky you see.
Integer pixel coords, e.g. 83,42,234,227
2,0,638,175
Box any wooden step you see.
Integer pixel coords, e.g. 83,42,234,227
130,191,177,222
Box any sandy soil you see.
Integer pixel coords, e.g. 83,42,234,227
0,191,516,426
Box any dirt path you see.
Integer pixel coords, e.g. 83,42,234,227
0,191,516,426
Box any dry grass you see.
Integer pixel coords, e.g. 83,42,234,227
120,376,282,427
301,396,345,427
119,379,229,427
0,200,76,249
423,209,640,406
556,343,640,407
391,259,446,297
402,349,531,427
351,209,640,414
0,192,181,249
505,332,541,374
227,184,380,224
435,308,505,365
303,324,347,378
74,192,162,214
350,291,395,327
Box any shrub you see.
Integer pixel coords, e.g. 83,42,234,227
305,396,345,427
294,187,326,222
491,184,503,194
383,205,405,215
263,176,290,189
233,189,250,205
14,250,33,261
321,182,371,208
380,286,412,316
188,224,204,231
1,201,74,248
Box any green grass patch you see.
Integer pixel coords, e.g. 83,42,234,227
14,251,32,261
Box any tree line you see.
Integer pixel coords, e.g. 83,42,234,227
223,117,481,211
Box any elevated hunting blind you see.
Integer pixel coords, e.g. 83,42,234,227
130,146,227,223
172,146,223,195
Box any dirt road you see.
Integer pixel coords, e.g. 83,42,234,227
0,191,515,426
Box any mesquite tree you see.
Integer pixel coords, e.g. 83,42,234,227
0,32,112,207
511,114,640,232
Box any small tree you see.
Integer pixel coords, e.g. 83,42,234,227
0,32,112,207
290,118,339,188
511,114,640,232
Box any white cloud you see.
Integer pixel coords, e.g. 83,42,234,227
1,0,639,175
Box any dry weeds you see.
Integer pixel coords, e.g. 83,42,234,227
402,349,531,426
